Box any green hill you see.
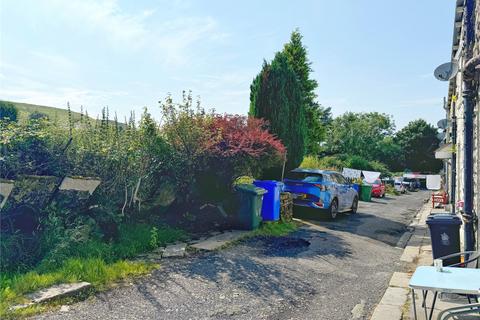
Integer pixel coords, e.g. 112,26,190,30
1,100,84,123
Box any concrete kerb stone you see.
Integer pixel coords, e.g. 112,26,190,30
400,245,420,263
389,272,410,288
370,304,403,320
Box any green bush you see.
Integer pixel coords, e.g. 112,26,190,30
300,154,391,177
300,155,344,170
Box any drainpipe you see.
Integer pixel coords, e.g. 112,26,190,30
451,112,456,215
462,0,479,252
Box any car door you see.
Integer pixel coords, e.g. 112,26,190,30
333,173,349,210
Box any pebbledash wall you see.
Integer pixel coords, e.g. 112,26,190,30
444,0,480,249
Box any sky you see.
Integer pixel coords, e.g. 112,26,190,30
0,0,456,129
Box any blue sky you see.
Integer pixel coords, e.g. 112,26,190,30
0,0,455,129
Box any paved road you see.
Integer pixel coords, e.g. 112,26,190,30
36,191,429,320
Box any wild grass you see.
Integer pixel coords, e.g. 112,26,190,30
252,221,299,237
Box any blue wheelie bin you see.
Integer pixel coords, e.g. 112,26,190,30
426,214,462,266
253,180,283,221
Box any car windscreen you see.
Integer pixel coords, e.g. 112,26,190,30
286,172,323,183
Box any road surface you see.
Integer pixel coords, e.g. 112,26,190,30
36,191,428,320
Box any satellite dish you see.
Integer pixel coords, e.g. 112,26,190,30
436,132,446,141
434,61,459,81
437,119,449,129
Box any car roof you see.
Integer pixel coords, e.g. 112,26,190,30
290,168,340,175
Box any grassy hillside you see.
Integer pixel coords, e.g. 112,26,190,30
1,100,84,123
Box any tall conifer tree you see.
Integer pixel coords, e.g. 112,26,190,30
250,52,306,170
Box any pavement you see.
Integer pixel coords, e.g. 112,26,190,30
375,203,478,320
34,191,429,320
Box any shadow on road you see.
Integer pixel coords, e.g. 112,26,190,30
134,228,350,312
295,202,411,246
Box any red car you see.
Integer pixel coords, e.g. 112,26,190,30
371,179,385,198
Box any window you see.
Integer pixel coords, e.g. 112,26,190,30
286,172,323,182
335,174,347,184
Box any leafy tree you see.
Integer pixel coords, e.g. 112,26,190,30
0,101,18,122
375,136,403,171
283,29,330,154
394,119,442,172
250,52,306,170
325,112,396,161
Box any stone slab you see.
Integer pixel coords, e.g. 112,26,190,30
27,282,91,304
0,181,14,209
190,230,249,251
58,177,101,195
162,243,187,258
389,272,411,288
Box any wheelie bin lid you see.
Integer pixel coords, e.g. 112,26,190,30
253,180,284,187
235,184,268,195
426,214,462,225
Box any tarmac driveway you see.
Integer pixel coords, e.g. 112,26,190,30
35,191,429,320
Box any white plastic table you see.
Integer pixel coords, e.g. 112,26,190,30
409,266,480,320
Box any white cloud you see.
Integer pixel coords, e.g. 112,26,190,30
41,0,227,66
0,66,127,116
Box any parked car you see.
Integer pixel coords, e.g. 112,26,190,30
370,179,386,198
403,178,419,191
283,168,359,219
394,178,406,193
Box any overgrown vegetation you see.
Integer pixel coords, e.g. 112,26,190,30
0,93,287,316
0,92,285,274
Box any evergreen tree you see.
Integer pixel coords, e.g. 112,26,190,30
0,101,18,122
250,52,306,170
283,29,330,154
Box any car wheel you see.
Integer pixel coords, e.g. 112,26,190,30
329,199,338,220
351,196,358,214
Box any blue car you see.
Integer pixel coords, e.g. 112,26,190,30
283,168,359,219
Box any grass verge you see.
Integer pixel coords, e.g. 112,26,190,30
0,259,156,319
1,223,187,319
